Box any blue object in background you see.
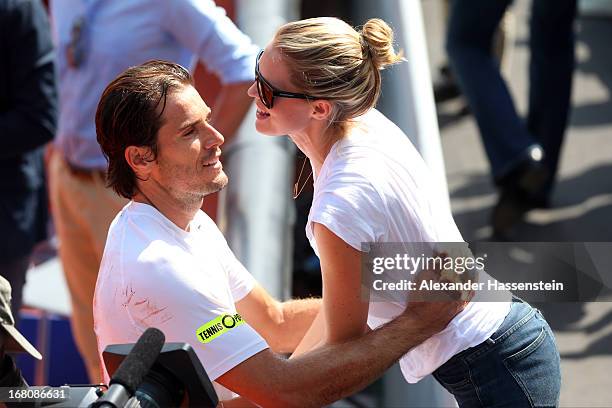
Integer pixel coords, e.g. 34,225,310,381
14,310,39,384
16,310,89,386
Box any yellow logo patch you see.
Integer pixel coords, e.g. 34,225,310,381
196,313,245,344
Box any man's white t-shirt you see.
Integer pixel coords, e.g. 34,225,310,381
94,202,269,399
306,109,512,383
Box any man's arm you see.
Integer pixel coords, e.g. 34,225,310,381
236,284,320,354
218,299,463,408
209,82,253,146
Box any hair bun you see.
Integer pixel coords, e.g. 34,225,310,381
360,18,403,69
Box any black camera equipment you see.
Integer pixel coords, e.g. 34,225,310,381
101,341,218,407
39,328,218,408
91,327,165,408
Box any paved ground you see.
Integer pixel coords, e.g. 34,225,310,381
425,1,612,406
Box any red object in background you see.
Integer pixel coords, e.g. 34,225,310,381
194,0,236,105
194,0,236,222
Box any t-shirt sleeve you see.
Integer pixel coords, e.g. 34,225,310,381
160,0,258,84
120,256,268,381
221,241,257,302
309,172,385,252
200,214,256,302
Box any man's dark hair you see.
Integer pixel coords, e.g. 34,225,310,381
95,60,193,198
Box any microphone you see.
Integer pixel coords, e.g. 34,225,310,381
91,328,165,408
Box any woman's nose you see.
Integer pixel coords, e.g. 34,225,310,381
247,81,258,99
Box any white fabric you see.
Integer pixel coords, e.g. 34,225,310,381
306,109,511,383
94,202,268,399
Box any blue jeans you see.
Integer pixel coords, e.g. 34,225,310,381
433,298,561,407
446,0,576,192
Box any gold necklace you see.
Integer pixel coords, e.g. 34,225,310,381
293,156,313,199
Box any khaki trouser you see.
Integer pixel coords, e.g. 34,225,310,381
49,152,127,383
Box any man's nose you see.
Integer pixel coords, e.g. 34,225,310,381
203,125,224,149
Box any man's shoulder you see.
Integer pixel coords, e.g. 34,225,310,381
192,209,229,242
106,204,183,259
98,208,189,295
111,203,166,231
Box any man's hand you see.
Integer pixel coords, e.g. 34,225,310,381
403,252,472,333
404,296,468,334
216,254,473,407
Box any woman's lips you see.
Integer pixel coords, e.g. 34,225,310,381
256,108,270,119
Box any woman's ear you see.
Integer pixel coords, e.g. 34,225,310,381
311,99,333,122
125,146,154,179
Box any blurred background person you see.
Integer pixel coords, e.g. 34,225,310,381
0,0,57,320
47,0,258,383
433,0,514,105
445,0,577,238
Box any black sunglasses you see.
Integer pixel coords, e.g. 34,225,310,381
255,50,313,109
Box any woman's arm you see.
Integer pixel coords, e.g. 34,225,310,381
235,284,321,354
288,222,371,358
312,222,370,344
290,309,326,358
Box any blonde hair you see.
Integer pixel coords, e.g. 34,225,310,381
273,17,403,131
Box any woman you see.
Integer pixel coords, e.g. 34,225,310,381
248,17,561,407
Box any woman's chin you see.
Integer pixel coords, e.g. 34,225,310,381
255,122,284,137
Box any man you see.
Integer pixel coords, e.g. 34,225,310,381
0,0,57,320
93,60,466,407
0,275,43,388
48,0,257,382
445,0,576,237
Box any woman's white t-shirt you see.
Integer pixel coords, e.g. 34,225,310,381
306,109,511,383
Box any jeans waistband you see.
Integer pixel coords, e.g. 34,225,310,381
488,300,536,345
447,297,535,364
